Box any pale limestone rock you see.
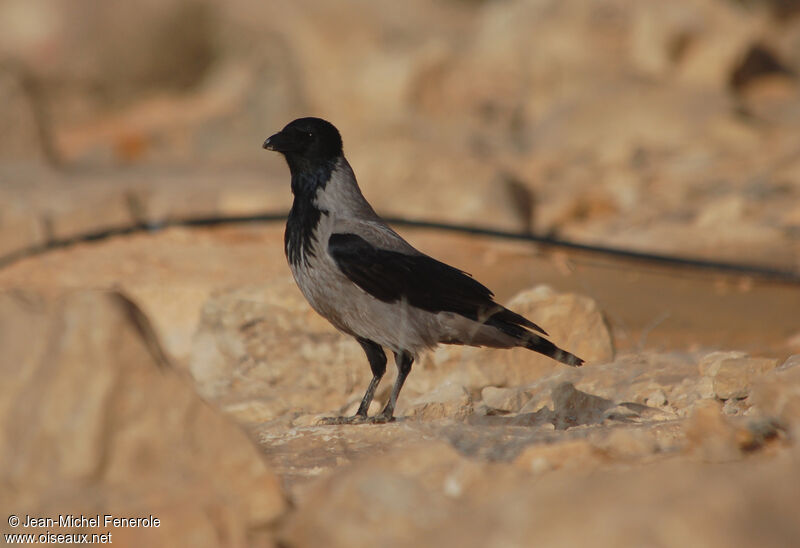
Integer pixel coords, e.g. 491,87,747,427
0,290,285,547
406,382,473,421
505,285,614,366
516,352,703,421
480,386,530,413
699,354,780,400
189,279,367,417
644,388,668,408
551,381,616,429
698,350,748,377
714,357,779,400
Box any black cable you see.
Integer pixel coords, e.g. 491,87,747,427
382,217,800,283
1,211,798,284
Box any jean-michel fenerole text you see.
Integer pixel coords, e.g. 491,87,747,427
21,514,160,528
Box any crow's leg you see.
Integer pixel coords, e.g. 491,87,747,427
319,338,386,425
369,350,413,423
354,338,387,417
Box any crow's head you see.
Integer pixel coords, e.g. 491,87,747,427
263,117,343,168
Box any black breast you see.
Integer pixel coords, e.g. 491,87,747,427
283,158,336,267
285,199,324,267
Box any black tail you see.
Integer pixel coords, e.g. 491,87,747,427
524,335,584,366
485,309,584,367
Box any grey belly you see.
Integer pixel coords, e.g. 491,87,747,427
289,255,441,355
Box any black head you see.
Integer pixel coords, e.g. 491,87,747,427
262,117,343,170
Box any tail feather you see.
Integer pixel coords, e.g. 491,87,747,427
490,307,548,336
524,335,584,367
484,311,584,367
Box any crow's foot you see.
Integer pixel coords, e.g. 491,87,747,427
317,413,396,425
317,415,367,425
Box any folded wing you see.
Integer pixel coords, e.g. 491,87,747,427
328,232,547,336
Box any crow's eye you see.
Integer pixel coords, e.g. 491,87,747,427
307,132,313,138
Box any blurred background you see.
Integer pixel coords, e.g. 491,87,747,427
2,1,800,547
1,0,798,357
2,0,800,264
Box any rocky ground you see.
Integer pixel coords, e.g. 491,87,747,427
2,0,800,547
1,223,798,547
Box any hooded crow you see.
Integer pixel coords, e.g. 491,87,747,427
263,117,583,424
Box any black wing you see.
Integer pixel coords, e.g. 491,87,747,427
328,233,546,335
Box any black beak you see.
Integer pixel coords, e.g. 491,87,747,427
262,133,278,150
262,130,295,152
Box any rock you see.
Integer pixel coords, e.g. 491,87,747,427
551,381,616,429
714,357,780,400
514,352,704,421
0,289,286,546
605,402,676,424
124,283,217,364
692,375,717,402
189,279,368,417
751,355,800,438
699,353,780,400
644,388,668,408
281,419,800,548
480,386,530,413
405,382,473,421
431,285,613,391
505,286,614,365
545,381,674,429
698,350,749,376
